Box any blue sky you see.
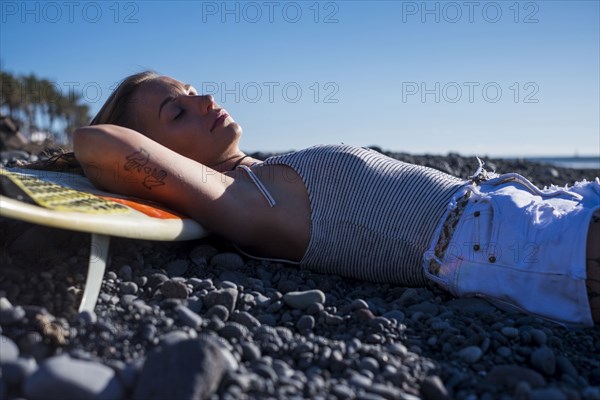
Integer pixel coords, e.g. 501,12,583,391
1,0,599,156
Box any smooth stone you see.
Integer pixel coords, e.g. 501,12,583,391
530,347,556,376
383,310,406,323
349,373,372,389
485,365,546,388
160,280,189,299
241,341,261,362
204,288,238,313
175,305,203,330
118,265,133,281
205,305,230,322
296,315,315,331
120,282,138,295
388,343,408,357
457,346,482,364
420,375,449,400
446,298,496,315
230,311,261,329
556,355,578,378
133,337,227,400
24,354,123,400
283,290,326,310
530,329,548,346
1,356,37,385
166,259,189,277
219,322,249,340
529,387,567,400
189,244,218,262
74,310,97,326
407,301,439,316
351,299,370,310
0,305,25,325
0,335,19,362
501,327,520,339
210,253,244,269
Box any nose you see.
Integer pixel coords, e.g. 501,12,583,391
186,94,218,115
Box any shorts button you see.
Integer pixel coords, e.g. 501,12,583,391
488,256,496,263
473,244,480,251
474,211,480,217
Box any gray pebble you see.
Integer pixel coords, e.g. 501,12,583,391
210,252,244,269
359,357,380,374
0,305,25,325
74,310,97,326
351,299,370,310
206,305,230,322
529,387,567,400
501,326,519,339
120,281,139,295
241,341,261,362
230,311,261,329
219,322,249,341
530,329,548,346
0,335,19,362
382,310,405,323
204,288,238,313
189,244,218,263
349,373,372,389
133,337,226,400
118,265,133,281
296,315,315,331
175,305,203,330
530,347,556,376
166,259,189,277
332,384,355,399
497,346,512,358
283,290,326,310
485,365,546,388
1,356,37,386
24,354,123,400
420,375,449,400
160,280,189,299
457,346,482,364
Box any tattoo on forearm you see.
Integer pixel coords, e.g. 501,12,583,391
124,148,167,190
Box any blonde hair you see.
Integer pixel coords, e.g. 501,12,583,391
90,70,159,129
21,71,159,172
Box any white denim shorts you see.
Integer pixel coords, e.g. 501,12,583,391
424,173,600,327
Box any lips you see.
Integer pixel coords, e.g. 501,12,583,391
210,111,229,132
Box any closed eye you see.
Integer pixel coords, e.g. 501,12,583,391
173,109,185,120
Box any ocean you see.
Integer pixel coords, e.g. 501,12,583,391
524,156,600,170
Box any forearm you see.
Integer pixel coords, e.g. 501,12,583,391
72,124,230,221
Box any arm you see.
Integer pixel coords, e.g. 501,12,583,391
72,124,260,244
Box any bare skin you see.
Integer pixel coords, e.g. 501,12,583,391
75,75,599,325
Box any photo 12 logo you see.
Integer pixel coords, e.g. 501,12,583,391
1,1,140,24
401,1,540,23
201,81,340,104
200,1,340,23
401,82,540,104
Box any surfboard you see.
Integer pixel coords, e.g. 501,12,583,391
0,167,210,312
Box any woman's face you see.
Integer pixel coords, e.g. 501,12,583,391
131,76,243,167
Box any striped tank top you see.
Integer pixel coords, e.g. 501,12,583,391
239,144,465,286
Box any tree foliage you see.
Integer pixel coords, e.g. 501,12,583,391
0,70,91,144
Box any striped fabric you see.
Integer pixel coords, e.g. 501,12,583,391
260,144,465,286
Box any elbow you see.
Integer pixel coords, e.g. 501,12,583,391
73,124,124,164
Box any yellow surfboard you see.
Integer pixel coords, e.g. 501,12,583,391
1,167,209,312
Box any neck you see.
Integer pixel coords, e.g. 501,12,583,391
210,153,263,173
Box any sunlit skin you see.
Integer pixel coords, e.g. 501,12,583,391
73,75,599,324
130,76,260,171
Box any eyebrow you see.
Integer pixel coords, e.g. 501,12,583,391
157,84,193,119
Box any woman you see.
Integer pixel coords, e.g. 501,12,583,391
70,71,599,327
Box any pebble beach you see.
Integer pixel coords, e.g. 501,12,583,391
1,150,599,400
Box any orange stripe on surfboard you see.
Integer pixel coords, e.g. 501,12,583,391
98,196,185,219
